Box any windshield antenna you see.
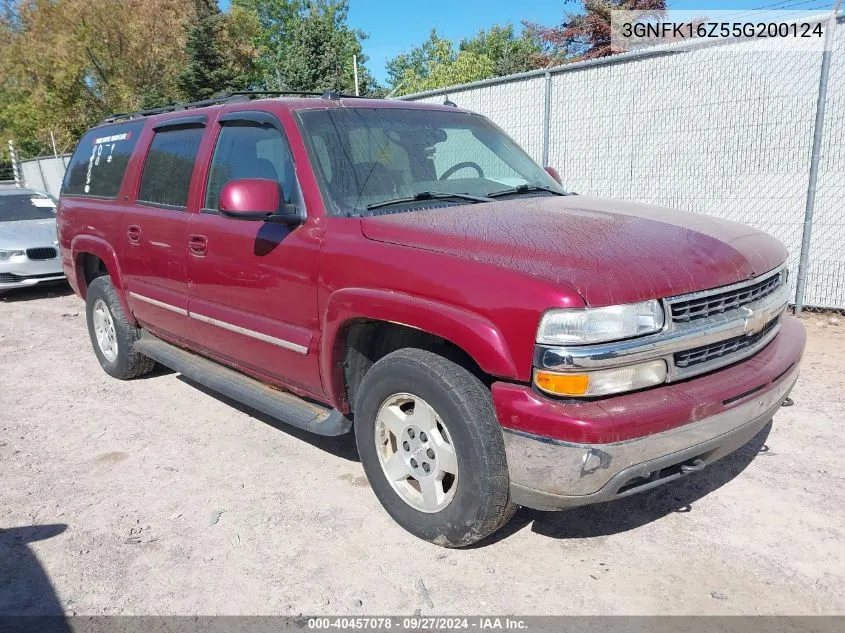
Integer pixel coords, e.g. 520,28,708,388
443,91,457,107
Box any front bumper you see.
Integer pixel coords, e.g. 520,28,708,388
0,254,65,291
495,316,805,511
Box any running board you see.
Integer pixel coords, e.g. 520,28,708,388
134,332,351,436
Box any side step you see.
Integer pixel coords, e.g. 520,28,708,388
134,332,351,436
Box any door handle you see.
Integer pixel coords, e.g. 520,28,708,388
189,234,208,256
127,225,141,244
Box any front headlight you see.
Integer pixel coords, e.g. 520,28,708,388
536,300,665,345
0,249,25,261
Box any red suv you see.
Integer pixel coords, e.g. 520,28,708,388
57,92,805,547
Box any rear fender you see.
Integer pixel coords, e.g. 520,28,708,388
70,235,134,325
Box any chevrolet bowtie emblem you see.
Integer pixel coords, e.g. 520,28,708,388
742,306,768,334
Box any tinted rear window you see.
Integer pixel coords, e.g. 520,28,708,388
138,127,204,208
0,193,56,222
62,121,144,198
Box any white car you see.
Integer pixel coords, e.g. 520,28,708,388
0,188,66,294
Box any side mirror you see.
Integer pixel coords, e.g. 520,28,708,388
544,166,562,185
218,178,301,225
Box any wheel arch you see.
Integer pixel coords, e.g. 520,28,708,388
321,288,519,412
70,236,135,325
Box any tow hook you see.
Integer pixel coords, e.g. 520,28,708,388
782,397,794,407
680,458,706,474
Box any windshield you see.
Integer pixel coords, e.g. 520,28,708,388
297,108,565,216
0,193,56,222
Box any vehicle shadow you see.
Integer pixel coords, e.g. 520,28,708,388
176,375,360,462
0,282,73,303
136,363,176,380
0,523,70,628
475,422,772,546
168,372,771,544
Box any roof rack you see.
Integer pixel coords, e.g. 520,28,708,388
99,90,373,125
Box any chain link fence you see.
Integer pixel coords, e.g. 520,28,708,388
402,14,845,312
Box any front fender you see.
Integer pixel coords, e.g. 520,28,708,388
321,287,519,409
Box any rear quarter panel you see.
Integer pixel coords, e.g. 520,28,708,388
58,198,126,296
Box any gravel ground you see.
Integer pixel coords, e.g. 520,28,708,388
1,284,844,616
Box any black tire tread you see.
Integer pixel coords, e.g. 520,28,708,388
86,276,155,380
356,348,516,547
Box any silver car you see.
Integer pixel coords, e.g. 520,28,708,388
0,188,66,294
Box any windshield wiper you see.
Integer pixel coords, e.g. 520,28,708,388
486,184,568,198
366,191,492,211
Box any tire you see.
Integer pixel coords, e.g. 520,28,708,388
85,276,155,380
354,348,516,547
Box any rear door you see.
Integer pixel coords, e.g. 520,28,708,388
185,110,324,396
121,116,207,341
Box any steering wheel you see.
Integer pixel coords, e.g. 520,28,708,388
439,161,484,180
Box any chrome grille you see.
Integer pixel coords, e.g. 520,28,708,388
26,247,58,260
669,270,784,323
674,317,779,368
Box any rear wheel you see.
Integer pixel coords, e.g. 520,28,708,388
85,276,155,380
354,348,516,547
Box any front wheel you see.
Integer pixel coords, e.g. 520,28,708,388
354,348,516,547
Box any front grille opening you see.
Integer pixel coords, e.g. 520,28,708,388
26,247,58,260
670,271,783,323
674,317,779,369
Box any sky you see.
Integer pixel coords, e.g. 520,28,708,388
219,1,838,84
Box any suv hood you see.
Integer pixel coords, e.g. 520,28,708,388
360,196,787,307
0,218,58,250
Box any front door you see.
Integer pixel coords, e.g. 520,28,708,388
122,119,207,341
186,111,323,397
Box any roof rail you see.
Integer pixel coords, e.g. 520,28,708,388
98,90,375,125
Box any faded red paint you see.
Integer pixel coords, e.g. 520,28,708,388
58,96,802,443
360,196,788,307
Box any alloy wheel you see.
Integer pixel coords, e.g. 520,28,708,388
374,393,459,513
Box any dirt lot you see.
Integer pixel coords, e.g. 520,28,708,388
1,284,844,616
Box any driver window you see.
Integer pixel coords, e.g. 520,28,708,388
205,123,296,211
433,128,521,182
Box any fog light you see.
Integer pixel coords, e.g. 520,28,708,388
534,360,667,397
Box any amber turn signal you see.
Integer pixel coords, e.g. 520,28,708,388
534,360,668,397
534,371,590,396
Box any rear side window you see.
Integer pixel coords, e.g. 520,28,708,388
62,121,144,198
138,127,204,208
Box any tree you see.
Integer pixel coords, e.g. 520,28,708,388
385,30,454,90
178,0,257,101
0,0,195,154
385,25,546,96
231,0,299,88
276,1,376,94
233,0,378,95
527,0,667,63
459,24,543,77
